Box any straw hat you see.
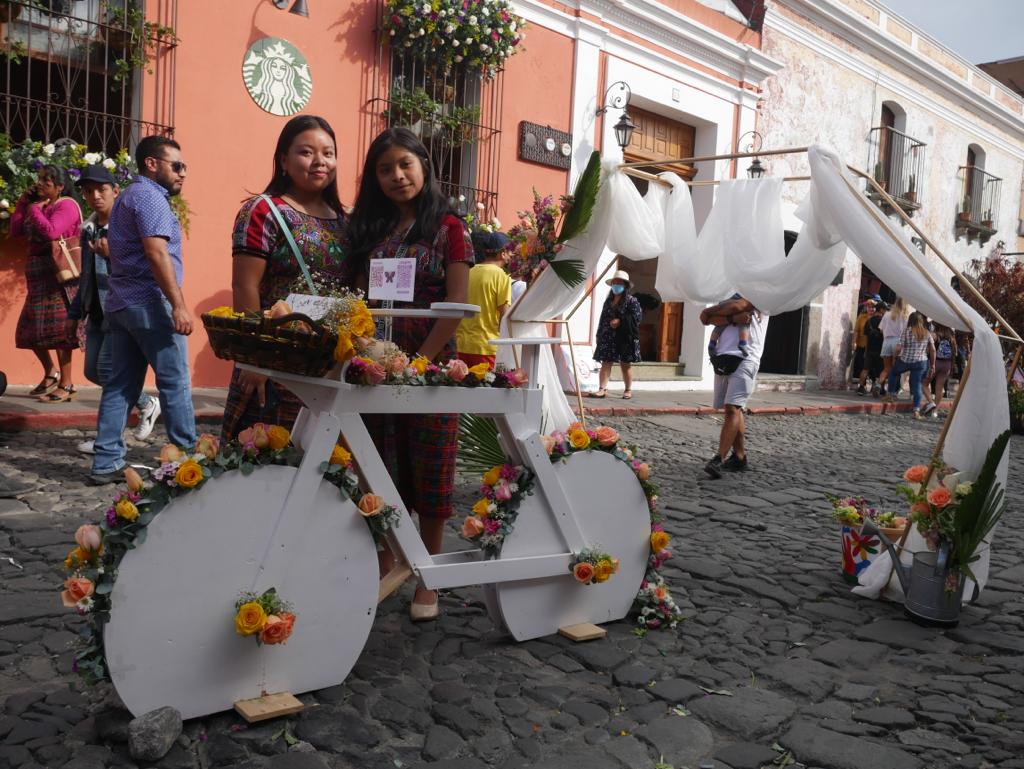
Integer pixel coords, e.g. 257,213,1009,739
605,269,631,287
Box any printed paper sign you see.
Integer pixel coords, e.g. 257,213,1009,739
368,257,416,302
284,293,334,320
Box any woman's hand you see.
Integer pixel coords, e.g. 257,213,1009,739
609,318,621,329
237,368,269,408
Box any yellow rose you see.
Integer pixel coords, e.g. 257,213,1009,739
267,425,290,451
235,601,267,636
330,444,352,466
175,460,204,489
468,362,491,381
650,530,670,553
472,498,491,517
595,559,613,582
410,356,429,375
568,428,590,450
115,499,139,522
482,465,502,486
64,545,91,571
334,330,355,363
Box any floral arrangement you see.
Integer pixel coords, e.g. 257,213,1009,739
355,493,403,550
826,494,906,531
460,463,535,558
59,427,300,684
345,344,528,389
234,587,296,646
381,0,526,80
569,548,618,585
541,422,682,632
0,133,191,236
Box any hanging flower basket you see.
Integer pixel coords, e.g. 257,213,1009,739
381,0,525,80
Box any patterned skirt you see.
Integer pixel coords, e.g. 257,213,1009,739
220,366,305,440
16,249,79,350
363,412,458,519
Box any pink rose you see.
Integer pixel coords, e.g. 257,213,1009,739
493,480,512,501
387,353,410,376
238,424,270,449
74,524,102,553
447,359,469,382
364,362,387,386
195,433,220,460
540,435,556,455
507,368,529,387
462,516,485,538
594,426,619,447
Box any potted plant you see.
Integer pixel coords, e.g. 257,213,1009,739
904,173,916,203
102,1,177,84
382,86,442,138
958,195,972,223
981,209,994,229
827,495,906,584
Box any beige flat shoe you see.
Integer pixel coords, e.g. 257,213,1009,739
409,599,440,622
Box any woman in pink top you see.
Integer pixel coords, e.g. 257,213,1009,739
10,165,82,401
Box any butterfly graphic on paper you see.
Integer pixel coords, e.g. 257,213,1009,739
368,257,416,302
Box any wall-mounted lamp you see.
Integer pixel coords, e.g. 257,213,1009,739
273,0,309,16
596,81,637,151
738,130,765,179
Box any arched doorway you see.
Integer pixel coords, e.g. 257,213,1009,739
759,231,809,375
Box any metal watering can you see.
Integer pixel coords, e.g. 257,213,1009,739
861,520,966,627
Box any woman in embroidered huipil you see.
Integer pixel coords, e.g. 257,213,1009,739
347,127,474,622
221,115,350,438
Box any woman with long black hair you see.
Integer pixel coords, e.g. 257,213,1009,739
221,114,350,437
347,127,473,621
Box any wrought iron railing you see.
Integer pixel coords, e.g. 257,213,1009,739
368,2,503,219
866,125,926,212
0,0,177,154
956,166,1002,230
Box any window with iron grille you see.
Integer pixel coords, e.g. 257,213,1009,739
0,0,176,153
369,2,502,219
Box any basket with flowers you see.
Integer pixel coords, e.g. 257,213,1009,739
826,494,907,584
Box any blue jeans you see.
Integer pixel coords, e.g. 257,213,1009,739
888,358,927,410
92,300,196,474
84,318,154,413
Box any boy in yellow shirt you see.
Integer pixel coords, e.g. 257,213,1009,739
457,230,513,367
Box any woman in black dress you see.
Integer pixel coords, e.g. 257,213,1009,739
590,269,642,399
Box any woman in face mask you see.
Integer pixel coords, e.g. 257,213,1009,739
588,269,642,399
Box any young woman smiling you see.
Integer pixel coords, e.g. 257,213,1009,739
221,115,351,438
347,127,473,621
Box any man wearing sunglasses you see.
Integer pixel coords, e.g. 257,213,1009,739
89,135,197,484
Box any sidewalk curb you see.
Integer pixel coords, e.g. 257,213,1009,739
584,401,947,418
0,409,224,432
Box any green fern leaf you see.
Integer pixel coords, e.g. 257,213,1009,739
457,414,506,476
558,150,601,244
549,258,586,289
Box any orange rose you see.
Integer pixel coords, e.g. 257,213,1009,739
267,425,291,451
75,524,102,553
650,530,670,553
910,501,931,516
572,562,595,583
482,465,503,487
594,426,619,447
926,487,952,508
64,546,91,571
61,577,94,607
123,466,145,493
330,444,352,467
260,615,294,645
903,465,929,484
462,516,485,538
175,459,204,489
279,612,296,634
157,444,184,463
653,586,669,602
195,433,220,460
472,498,491,517
357,493,385,517
636,462,651,481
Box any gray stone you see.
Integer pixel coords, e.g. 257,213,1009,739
127,706,182,762
714,742,781,769
855,620,951,652
648,678,703,704
680,557,733,581
431,682,474,705
202,732,248,764
267,753,331,769
947,628,1024,653
566,644,630,672
422,724,464,761
687,687,796,739
635,715,715,767
812,638,889,667
853,707,916,727
781,721,922,769
612,664,658,687
762,658,837,701
835,683,878,701
2,690,45,716
3,717,58,744
896,728,971,754
561,700,608,726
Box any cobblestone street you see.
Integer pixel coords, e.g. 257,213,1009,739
1,411,1022,769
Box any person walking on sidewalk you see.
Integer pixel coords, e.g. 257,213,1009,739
852,298,874,394
884,311,934,419
863,301,887,395
89,136,196,484
67,165,161,455
878,296,908,398
590,270,642,399
701,294,769,479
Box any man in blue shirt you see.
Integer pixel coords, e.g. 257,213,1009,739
90,136,196,483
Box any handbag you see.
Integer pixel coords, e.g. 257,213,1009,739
49,198,84,284
710,353,744,376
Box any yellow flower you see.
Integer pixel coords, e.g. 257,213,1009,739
594,559,613,582
350,304,376,337
235,601,267,636
208,306,240,318
334,330,355,363
568,428,590,450
329,444,352,467
115,499,139,522
650,530,670,553
267,425,290,451
175,460,204,489
63,545,92,571
410,356,430,375
468,362,491,381
472,498,491,517
482,465,502,486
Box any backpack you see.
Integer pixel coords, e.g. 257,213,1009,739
937,339,952,360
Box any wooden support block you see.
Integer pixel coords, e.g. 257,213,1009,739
558,623,607,642
378,564,413,604
234,692,304,723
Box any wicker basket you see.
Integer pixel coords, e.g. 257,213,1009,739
202,312,338,378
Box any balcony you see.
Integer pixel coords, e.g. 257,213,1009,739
865,126,927,216
955,166,1002,246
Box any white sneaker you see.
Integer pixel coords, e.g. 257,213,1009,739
133,398,161,440
77,440,95,455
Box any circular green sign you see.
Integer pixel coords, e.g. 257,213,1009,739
242,37,312,117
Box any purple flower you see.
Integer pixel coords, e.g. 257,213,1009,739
68,168,81,179
105,508,117,527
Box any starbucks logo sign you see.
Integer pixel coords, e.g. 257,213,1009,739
242,37,312,116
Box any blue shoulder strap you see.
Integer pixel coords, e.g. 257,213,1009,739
258,194,315,294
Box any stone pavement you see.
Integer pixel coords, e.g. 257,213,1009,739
1,411,1022,769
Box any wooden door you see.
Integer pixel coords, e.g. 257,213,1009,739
658,302,683,362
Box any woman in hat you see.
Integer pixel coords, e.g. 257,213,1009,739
589,269,642,399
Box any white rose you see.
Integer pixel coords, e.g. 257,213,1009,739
0,211,9,220
83,152,102,165
102,158,116,170
452,38,459,46
445,24,454,33
455,55,463,62
0,199,8,208
469,15,477,24
43,143,56,156
490,217,501,229
417,27,425,35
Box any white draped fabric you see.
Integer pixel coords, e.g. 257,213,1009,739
503,144,1008,597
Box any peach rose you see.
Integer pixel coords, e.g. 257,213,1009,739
61,577,94,608
260,615,293,645
267,425,291,451
903,465,929,484
611,557,620,574
364,362,387,386
540,435,556,455
267,300,292,319
636,462,651,481
279,611,296,634
75,524,102,553
387,353,410,376
926,487,953,508
195,433,220,460
357,493,385,517
594,426,619,447
572,562,595,583
251,423,270,449
330,444,352,467
910,501,931,516
157,444,184,463
462,516,485,538
446,359,469,382
123,466,145,493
